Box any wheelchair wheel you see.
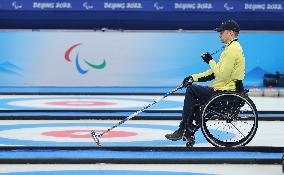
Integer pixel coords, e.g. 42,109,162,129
201,92,258,147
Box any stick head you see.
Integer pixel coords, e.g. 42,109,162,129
90,131,101,146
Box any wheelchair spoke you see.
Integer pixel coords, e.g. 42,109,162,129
207,109,227,119
243,121,253,126
229,122,246,138
235,120,253,127
221,123,230,141
225,124,237,142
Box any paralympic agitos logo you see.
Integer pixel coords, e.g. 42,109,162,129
64,43,106,74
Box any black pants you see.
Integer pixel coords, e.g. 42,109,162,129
179,84,217,130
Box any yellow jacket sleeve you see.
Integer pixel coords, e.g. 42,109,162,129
191,69,213,82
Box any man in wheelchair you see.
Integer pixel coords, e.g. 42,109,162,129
165,20,246,146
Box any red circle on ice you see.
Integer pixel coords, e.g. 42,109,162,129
42,130,138,138
45,101,116,106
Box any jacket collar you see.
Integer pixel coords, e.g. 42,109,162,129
226,38,238,47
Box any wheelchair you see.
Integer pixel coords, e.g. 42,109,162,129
188,89,258,147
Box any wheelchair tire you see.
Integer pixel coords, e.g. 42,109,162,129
201,92,258,147
282,152,284,173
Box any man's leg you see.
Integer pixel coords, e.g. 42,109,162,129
165,85,215,141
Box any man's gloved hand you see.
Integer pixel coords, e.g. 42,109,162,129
182,75,194,88
201,52,213,64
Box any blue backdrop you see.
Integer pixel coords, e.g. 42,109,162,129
0,31,283,87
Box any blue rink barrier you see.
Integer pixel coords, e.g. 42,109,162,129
0,111,282,120
0,87,185,95
0,87,282,97
0,146,282,164
0,170,212,175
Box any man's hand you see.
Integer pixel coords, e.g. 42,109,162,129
201,52,213,64
182,76,194,87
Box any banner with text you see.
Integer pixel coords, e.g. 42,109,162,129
0,0,283,12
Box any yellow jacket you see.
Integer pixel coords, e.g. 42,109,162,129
192,39,245,91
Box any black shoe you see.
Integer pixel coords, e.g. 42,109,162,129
165,128,185,141
183,128,195,140
183,126,196,147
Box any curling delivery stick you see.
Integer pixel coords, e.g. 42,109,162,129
90,84,184,146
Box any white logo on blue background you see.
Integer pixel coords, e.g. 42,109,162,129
154,2,164,10
224,2,234,11
83,2,94,10
12,1,22,10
